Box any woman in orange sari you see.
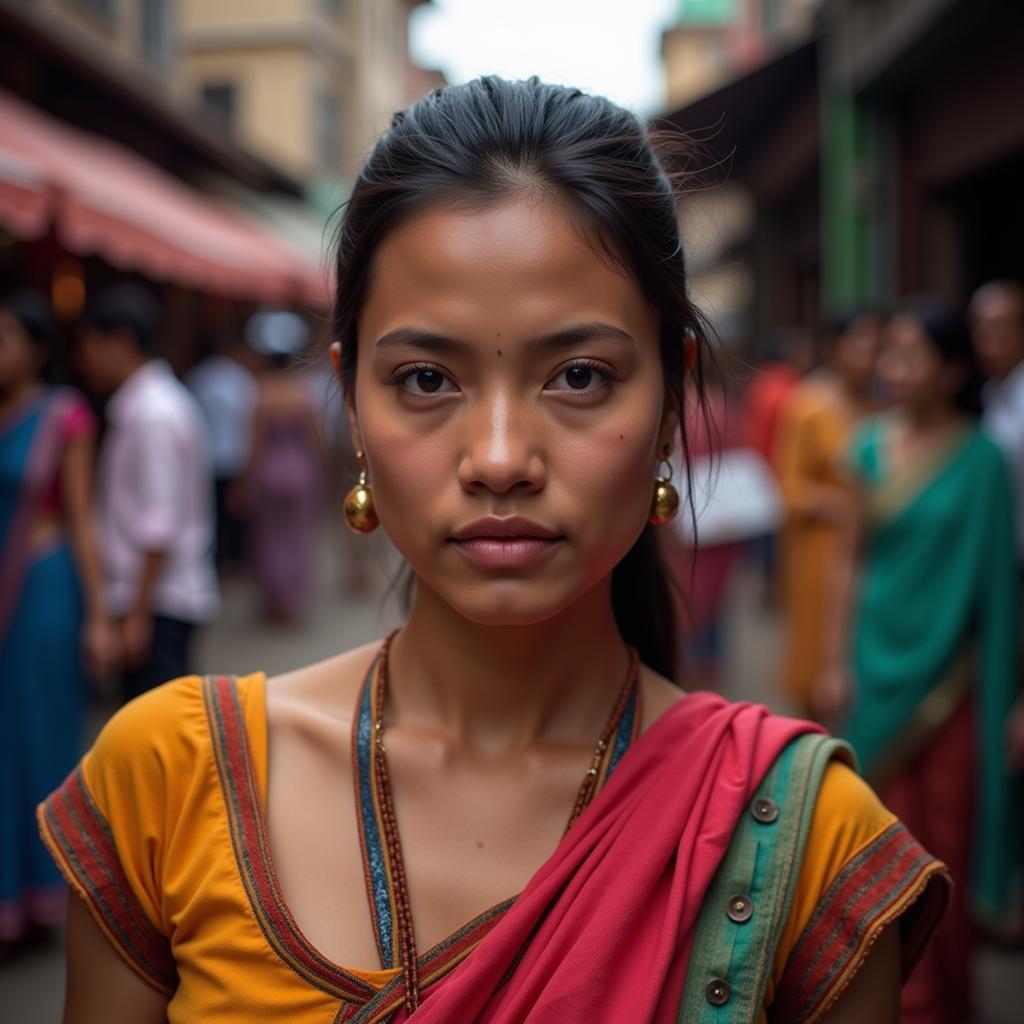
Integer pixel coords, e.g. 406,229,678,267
41,79,946,1023
775,312,881,715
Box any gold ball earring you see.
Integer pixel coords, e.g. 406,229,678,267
343,451,379,534
649,445,680,526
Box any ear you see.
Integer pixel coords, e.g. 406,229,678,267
332,342,365,454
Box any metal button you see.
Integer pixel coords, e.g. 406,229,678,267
751,796,779,823
726,894,754,923
706,978,731,1006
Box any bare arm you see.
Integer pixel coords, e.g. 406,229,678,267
64,895,168,1024
61,434,106,619
815,921,901,1024
61,434,118,680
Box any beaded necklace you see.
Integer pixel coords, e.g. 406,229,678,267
355,631,641,1013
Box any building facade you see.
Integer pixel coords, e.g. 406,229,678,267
176,0,432,183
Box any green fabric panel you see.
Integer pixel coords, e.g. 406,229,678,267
844,422,1022,918
679,734,853,1022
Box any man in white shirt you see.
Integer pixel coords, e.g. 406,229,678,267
77,284,219,697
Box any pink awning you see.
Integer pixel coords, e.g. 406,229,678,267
0,89,329,306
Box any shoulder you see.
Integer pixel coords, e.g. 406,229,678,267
266,641,381,735
768,760,950,1019
81,676,211,802
48,387,96,441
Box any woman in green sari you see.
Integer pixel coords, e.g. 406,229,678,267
819,299,1021,1024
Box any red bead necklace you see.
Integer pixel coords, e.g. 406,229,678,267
370,633,640,1013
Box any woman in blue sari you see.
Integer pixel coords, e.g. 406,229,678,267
0,291,115,955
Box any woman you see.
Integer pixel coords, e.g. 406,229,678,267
40,80,948,1023
775,310,881,716
818,300,1021,1023
239,311,324,621
0,291,114,954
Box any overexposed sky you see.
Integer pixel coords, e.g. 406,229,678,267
410,0,679,116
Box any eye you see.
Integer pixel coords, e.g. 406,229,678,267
389,364,458,397
545,360,616,395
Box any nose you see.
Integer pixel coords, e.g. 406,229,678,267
456,386,546,497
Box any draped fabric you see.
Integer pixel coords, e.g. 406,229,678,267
0,390,87,938
844,418,1022,921
387,694,817,1023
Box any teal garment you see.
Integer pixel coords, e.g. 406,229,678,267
843,417,1021,920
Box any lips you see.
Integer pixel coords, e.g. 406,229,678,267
449,516,564,569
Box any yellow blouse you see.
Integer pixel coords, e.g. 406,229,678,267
40,673,937,1023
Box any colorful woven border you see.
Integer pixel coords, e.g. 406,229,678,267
352,655,399,969
203,674,378,1002
772,820,950,1023
37,766,176,994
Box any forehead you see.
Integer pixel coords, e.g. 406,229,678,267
358,196,659,345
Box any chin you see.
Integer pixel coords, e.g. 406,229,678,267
434,574,588,628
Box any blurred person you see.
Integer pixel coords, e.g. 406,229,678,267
237,311,323,622
186,334,260,571
76,283,219,698
742,328,815,606
743,327,816,466
0,291,115,955
39,79,950,1022
819,299,1021,1024
774,309,881,716
970,279,1024,776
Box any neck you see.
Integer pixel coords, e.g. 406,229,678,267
388,578,631,756
902,400,956,432
835,371,870,408
0,377,41,415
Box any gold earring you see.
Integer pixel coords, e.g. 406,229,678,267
649,445,680,526
344,452,379,533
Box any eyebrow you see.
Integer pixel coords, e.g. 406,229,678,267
373,322,636,352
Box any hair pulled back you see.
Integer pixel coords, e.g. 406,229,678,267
332,76,712,680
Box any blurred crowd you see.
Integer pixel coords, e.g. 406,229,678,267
669,281,1024,1019
0,281,366,958
2,278,1023,1016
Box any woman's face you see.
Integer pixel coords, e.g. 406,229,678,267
878,314,958,410
344,195,676,626
0,308,42,392
833,313,881,390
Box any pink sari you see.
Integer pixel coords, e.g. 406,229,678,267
390,693,820,1023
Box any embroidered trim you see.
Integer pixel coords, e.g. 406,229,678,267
37,767,176,994
204,674,378,1001
204,673,518,1013
353,655,399,969
773,820,950,1024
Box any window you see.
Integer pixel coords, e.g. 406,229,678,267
319,0,350,17
315,88,341,170
141,0,171,66
73,0,116,21
200,83,236,132
761,0,784,35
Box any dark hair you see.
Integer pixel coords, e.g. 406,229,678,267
825,305,879,339
331,77,714,679
892,297,982,416
81,283,159,354
2,289,56,354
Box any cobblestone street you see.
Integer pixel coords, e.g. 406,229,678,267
2,532,1021,1022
